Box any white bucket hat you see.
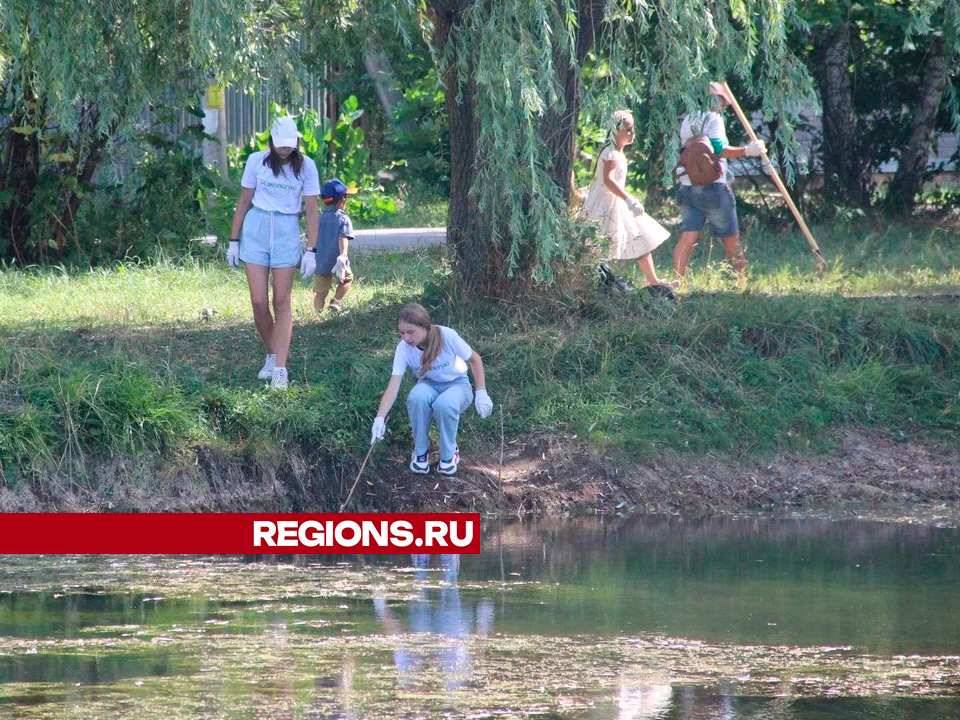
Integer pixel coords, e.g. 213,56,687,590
270,116,300,148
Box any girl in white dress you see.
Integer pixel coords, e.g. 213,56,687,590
583,110,675,296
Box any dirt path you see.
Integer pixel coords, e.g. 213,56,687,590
4,429,958,524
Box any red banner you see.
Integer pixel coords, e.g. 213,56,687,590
0,513,481,554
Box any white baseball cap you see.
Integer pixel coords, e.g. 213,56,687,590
270,116,300,148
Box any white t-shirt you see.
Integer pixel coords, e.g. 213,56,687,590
241,150,321,214
391,326,473,382
677,112,728,186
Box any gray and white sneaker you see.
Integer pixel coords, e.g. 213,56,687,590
270,367,288,390
410,451,430,474
437,448,459,476
257,354,277,380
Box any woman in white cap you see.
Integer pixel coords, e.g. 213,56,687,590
227,116,321,389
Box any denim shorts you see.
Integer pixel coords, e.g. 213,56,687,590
239,207,302,268
678,183,739,237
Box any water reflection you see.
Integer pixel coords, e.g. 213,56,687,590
616,683,673,719
1,518,960,719
374,554,494,691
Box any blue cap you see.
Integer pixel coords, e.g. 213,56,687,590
321,178,357,202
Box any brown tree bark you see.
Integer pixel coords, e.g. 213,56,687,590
428,0,493,296
431,0,604,296
885,38,949,215
1,120,40,263
811,21,869,207
542,0,607,205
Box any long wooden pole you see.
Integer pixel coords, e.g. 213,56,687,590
716,82,827,271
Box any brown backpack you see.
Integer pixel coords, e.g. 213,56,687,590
677,135,723,186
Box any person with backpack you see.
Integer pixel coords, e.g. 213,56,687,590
582,110,675,298
672,86,766,279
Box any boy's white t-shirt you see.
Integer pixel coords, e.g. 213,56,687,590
241,150,321,214
677,111,728,186
391,326,473,382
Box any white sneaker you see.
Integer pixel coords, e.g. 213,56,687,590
257,354,277,380
270,367,288,390
437,448,459,476
410,451,430,474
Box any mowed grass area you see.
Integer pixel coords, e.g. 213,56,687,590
1,218,959,485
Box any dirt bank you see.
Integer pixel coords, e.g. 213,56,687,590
2,429,958,524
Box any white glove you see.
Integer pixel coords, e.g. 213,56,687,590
371,416,386,445
226,240,240,269
299,250,316,279
474,389,493,419
626,196,645,216
333,254,350,282
744,140,767,158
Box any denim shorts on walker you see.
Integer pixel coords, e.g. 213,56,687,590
239,207,302,268
677,183,739,237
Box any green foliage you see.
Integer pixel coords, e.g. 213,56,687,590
1,354,199,482
236,99,374,188
388,77,450,193
71,149,213,264
0,0,313,263
0,220,959,485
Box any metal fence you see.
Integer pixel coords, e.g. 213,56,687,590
173,82,329,150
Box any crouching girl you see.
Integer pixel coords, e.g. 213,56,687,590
370,303,493,475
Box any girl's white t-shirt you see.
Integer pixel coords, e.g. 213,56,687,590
241,150,321,214
392,326,473,382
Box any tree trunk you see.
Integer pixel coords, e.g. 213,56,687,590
429,0,492,296
432,0,603,296
812,21,869,207
885,38,949,215
542,0,606,206
0,106,41,264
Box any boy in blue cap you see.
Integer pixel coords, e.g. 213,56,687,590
299,178,357,314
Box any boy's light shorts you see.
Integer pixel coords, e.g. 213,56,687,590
314,268,354,294
239,207,302,268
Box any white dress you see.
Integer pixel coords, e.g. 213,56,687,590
583,145,668,260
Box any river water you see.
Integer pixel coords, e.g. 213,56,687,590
1,516,959,718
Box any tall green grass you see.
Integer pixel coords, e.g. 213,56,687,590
1,220,958,485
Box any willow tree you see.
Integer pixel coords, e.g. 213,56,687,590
798,0,960,212
885,0,960,215
0,0,307,262
412,0,815,296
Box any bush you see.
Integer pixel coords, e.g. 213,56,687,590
388,78,449,194
72,149,213,264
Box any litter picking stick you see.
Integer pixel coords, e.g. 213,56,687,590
719,82,827,271
339,438,378,513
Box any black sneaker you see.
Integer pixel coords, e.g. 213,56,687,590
646,284,677,301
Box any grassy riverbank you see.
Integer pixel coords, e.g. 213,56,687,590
2,218,959,513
